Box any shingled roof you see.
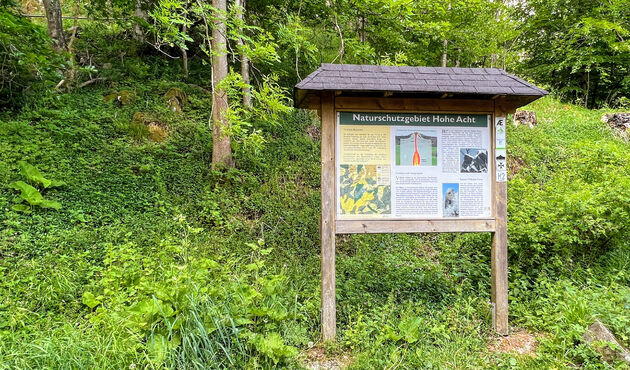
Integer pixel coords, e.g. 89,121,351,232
294,63,547,108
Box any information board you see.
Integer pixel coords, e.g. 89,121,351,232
336,112,492,219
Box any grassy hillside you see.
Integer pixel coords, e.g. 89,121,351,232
0,83,629,368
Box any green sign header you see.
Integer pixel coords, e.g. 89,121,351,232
339,112,488,127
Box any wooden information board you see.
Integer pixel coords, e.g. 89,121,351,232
320,94,509,340
295,63,547,342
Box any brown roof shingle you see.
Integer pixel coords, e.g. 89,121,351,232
295,63,548,98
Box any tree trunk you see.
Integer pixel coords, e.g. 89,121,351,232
360,15,366,64
360,16,366,43
236,0,252,108
455,48,460,67
63,0,81,89
441,2,451,68
441,39,447,67
590,72,600,109
211,0,232,167
133,0,147,42
241,54,252,108
42,0,66,52
180,23,189,79
585,70,590,108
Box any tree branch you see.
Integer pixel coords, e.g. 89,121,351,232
79,77,107,88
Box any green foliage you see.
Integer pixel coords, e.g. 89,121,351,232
0,83,320,367
9,181,61,211
17,161,66,189
0,9,63,109
340,296,492,368
508,99,630,275
217,71,291,154
275,14,319,79
72,22,163,83
516,0,630,107
8,162,65,212
510,270,630,367
82,237,307,367
0,67,628,369
246,332,298,365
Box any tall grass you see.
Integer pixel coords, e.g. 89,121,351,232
0,322,144,369
161,295,251,369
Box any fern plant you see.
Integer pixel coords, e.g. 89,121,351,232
9,161,65,212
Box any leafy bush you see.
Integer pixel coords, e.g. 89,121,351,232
0,9,63,109
508,105,630,276
511,272,630,367
83,237,312,368
340,296,492,368
516,0,630,108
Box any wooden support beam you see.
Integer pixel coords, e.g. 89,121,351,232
335,97,494,112
495,96,523,115
320,91,336,341
296,92,322,110
336,219,495,234
492,109,509,336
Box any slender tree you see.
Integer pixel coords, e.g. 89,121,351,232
211,0,232,167
133,0,148,42
441,38,448,67
180,22,189,79
236,0,252,108
41,0,66,52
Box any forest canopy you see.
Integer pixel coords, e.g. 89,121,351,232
2,0,629,111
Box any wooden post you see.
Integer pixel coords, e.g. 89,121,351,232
320,91,336,341
492,109,509,336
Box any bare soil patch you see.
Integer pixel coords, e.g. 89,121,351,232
488,329,545,357
301,346,352,370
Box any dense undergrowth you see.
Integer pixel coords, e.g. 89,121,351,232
1,82,629,368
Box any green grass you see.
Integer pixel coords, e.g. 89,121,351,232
1,87,629,368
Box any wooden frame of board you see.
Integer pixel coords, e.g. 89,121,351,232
319,92,516,340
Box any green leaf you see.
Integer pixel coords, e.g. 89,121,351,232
146,334,169,365
82,292,101,309
18,161,65,188
398,317,423,343
9,181,43,205
249,332,297,364
39,199,62,209
131,298,160,316
9,181,62,211
234,317,255,326
200,258,220,269
18,161,49,187
49,180,66,188
383,324,402,341
11,204,31,213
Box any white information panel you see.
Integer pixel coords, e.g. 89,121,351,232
336,112,492,219
494,116,507,182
